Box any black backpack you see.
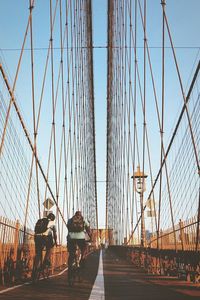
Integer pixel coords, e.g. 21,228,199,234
68,215,84,232
34,218,49,234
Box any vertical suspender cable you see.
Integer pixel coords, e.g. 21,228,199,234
23,1,38,247
50,0,59,216
29,0,41,219
141,0,147,247
133,0,140,242
157,0,165,249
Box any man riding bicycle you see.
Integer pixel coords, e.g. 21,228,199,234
33,212,57,275
67,211,91,269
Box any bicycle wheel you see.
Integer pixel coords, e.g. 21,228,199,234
31,266,40,283
32,255,43,283
76,265,82,283
42,265,50,279
68,266,75,287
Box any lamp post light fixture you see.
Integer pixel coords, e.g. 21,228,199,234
131,166,148,247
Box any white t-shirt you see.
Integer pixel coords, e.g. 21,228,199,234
67,220,89,240
43,220,56,236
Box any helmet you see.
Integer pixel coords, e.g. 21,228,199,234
47,212,55,221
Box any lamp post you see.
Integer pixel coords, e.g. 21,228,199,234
131,166,148,247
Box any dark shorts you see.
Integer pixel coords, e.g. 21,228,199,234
67,239,86,256
34,235,54,254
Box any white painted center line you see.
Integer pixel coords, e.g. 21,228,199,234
89,250,105,300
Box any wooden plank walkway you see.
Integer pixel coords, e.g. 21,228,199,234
0,251,100,300
1,248,200,299
103,249,200,299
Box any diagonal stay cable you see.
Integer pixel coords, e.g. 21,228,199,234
0,63,67,227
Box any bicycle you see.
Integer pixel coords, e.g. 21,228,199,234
31,254,51,283
67,244,83,287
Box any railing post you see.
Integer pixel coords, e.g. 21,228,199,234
160,230,163,249
51,246,56,274
13,220,20,261
179,219,185,251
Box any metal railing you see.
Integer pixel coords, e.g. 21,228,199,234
0,216,67,285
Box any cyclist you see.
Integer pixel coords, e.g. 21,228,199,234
33,212,57,275
67,211,91,269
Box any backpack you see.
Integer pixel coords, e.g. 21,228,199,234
34,218,49,234
68,215,84,232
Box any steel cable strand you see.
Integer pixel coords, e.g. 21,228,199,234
0,96,38,224
0,101,37,222
0,0,35,157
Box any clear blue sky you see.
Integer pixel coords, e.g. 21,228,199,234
92,0,107,227
0,0,200,229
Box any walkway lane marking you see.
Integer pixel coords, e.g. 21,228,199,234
89,250,105,300
0,250,93,295
0,267,68,294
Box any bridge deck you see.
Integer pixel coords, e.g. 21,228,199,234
1,248,200,299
